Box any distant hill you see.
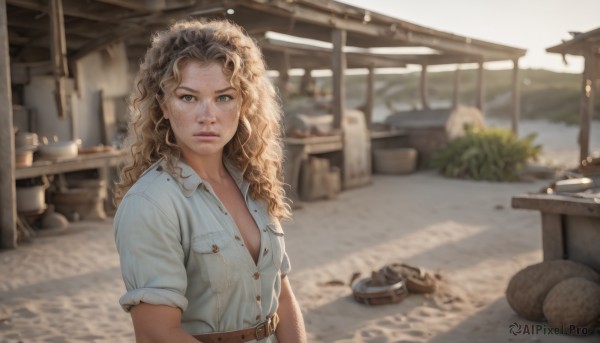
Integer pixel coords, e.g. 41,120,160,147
287,69,598,125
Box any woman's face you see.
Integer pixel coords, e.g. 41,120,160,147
160,61,241,162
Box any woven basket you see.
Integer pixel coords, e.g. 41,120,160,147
373,148,417,174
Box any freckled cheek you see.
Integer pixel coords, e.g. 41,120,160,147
218,102,240,120
169,103,197,127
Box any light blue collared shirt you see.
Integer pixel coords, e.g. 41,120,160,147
114,158,290,338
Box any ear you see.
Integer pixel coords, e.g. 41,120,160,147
160,102,170,120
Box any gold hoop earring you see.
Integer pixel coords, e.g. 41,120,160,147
165,126,176,146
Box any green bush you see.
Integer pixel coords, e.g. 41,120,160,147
430,126,542,181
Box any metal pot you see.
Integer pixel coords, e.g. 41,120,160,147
16,185,46,213
39,136,79,161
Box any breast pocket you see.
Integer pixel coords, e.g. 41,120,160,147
192,232,234,293
266,222,285,270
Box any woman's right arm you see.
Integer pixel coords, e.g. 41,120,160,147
130,303,199,343
114,193,193,342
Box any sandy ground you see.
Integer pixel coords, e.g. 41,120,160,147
1,119,599,343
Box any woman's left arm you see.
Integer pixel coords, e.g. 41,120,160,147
276,276,307,343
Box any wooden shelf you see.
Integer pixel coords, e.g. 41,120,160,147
15,149,127,180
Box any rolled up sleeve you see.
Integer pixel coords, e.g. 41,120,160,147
279,234,292,277
114,194,188,312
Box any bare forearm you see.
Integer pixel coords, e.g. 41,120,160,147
276,277,307,343
135,328,199,343
131,303,199,343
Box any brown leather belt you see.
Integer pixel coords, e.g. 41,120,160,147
193,314,279,343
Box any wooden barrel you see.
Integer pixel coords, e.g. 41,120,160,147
373,148,417,175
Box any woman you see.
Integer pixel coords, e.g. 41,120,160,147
113,19,306,343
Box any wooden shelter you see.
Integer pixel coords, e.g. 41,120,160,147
547,27,600,163
1,0,526,248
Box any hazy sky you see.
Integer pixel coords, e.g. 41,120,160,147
337,0,600,73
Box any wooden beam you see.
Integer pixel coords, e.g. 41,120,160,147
512,193,600,217
0,0,17,249
420,64,429,110
242,1,525,59
70,26,147,61
8,0,140,22
392,29,522,60
95,0,198,12
95,0,164,12
546,27,600,56
259,37,406,69
511,58,521,135
364,53,511,66
331,28,346,130
578,49,597,163
475,61,485,111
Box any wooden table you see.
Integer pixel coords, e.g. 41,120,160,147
283,135,343,203
512,192,600,271
282,130,408,203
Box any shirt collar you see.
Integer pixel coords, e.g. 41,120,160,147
158,158,249,198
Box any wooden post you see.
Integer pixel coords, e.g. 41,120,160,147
511,58,521,135
475,60,485,111
50,0,69,119
0,0,17,249
365,65,374,127
331,28,346,130
578,50,596,163
540,213,566,261
452,65,461,108
277,51,290,105
331,28,348,189
299,68,313,96
420,64,429,110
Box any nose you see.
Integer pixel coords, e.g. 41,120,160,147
197,100,216,124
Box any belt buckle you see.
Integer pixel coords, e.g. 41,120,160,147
255,317,272,340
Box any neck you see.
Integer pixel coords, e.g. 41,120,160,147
183,153,229,184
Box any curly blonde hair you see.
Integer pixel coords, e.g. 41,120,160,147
114,19,290,220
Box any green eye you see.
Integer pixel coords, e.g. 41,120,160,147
217,95,233,102
181,95,194,102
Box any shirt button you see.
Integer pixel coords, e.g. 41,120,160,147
211,244,219,253
253,272,260,280
256,295,261,301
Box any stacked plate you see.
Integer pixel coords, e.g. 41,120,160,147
14,131,39,167
15,131,39,150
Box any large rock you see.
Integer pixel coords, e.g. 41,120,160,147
506,260,600,321
543,277,600,335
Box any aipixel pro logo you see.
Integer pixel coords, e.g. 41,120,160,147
509,322,592,336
